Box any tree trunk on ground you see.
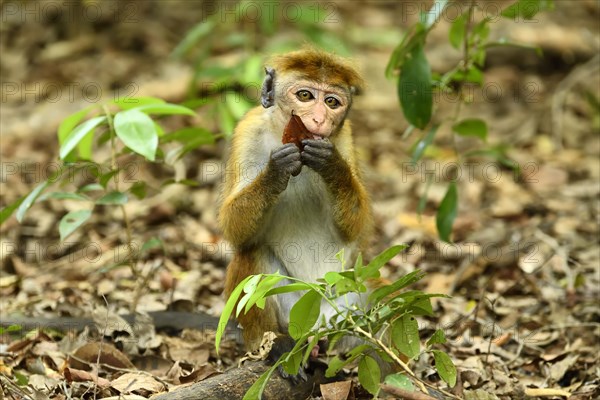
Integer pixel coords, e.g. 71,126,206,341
152,361,328,400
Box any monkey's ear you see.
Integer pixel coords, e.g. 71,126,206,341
261,67,276,108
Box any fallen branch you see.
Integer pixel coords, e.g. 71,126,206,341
152,361,328,400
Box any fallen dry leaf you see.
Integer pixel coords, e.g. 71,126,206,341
178,363,219,384
321,380,352,400
64,367,111,387
110,372,165,394
69,342,135,370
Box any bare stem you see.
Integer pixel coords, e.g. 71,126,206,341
353,325,427,393
102,105,138,294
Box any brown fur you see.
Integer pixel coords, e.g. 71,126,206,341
219,51,372,351
268,47,365,92
224,250,279,349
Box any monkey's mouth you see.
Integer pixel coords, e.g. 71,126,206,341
312,134,326,140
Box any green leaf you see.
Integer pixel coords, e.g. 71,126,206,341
410,295,435,316
113,96,165,110
424,0,449,28
99,170,118,188
449,12,468,49
324,271,344,285
16,181,49,222
217,101,236,137
385,34,411,79
358,355,381,395
225,92,254,120
163,129,216,161
96,191,128,205
58,106,94,161
161,127,214,144
58,107,92,144
265,282,315,296
0,196,25,225
141,237,163,253
171,19,216,58
473,18,491,43
384,373,415,391
432,350,457,387
426,329,447,347
14,370,28,386
244,274,285,313
38,192,90,201
452,119,487,141
242,54,264,85
360,245,407,280
59,210,92,240
181,97,211,109
216,274,254,353
334,276,360,296
281,348,304,376
464,147,520,171
501,0,553,20
411,124,439,163
59,116,106,160
77,130,94,160
392,314,420,359
389,291,449,316
484,38,543,57
78,183,103,193
288,290,321,340
436,182,458,243
132,103,196,116
129,181,147,199
325,356,347,378
237,275,262,317
0,324,22,334
417,174,433,216
114,109,158,161
353,252,364,277
399,41,432,129
448,66,484,85
242,361,279,400
368,270,426,305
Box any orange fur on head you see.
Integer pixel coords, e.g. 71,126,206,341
268,47,364,93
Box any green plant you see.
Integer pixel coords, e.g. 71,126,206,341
1,97,214,311
216,245,457,399
386,0,554,242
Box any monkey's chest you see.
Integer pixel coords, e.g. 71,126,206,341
263,172,355,282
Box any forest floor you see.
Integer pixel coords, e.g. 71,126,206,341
0,1,599,399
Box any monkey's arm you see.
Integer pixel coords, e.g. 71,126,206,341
301,139,372,243
219,143,301,248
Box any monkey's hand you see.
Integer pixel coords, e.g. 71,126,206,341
267,143,302,192
301,139,343,176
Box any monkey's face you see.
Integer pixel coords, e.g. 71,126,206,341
279,79,351,139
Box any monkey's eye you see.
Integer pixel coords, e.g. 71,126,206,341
325,96,340,109
296,90,314,102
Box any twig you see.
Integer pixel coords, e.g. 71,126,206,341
103,105,137,279
524,387,572,398
353,325,426,393
93,296,110,400
0,373,30,399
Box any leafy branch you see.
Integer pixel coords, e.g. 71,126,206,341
386,0,554,242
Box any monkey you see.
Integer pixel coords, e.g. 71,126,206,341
218,48,373,364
